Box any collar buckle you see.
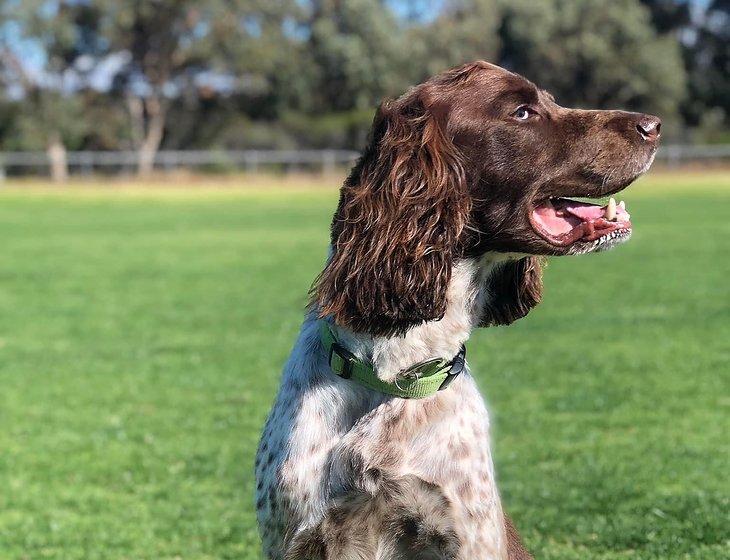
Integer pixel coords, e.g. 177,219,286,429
329,342,356,380
439,345,466,391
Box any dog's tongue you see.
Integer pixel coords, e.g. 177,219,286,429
530,197,632,245
564,203,606,221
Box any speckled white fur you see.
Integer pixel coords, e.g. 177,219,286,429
255,255,514,559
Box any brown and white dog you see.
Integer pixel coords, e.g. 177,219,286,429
255,61,660,559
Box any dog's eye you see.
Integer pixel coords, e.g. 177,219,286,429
512,106,535,121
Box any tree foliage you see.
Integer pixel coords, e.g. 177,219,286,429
406,0,501,84
0,0,727,168
0,1,94,151
683,0,730,134
498,0,686,119
302,0,408,112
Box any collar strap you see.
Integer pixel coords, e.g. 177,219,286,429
319,320,466,399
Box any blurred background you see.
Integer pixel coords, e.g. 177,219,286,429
0,0,728,178
0,2,728,560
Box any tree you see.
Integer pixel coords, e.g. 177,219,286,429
92,0,300,175
406,0,501,83
498,0,686,126
0,0,722,160
0,0,99,180
638,0,691,33
682,0,729,135
302,0,409,114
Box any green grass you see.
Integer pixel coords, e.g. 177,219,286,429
0,173,728,559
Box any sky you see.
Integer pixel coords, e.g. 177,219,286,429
386,0,444,23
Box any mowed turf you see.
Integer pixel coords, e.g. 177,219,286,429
0,173,728,559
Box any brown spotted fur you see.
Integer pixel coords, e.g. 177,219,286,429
258,60,660,560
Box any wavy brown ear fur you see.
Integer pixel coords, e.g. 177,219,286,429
313,89,469,337
480,257,543,327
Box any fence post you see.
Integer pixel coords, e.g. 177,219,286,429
667,145,681,168
322,150,336,175
245,151,259,174
163,152,174,172
82,152,93,175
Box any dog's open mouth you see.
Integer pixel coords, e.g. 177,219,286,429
530,197,632,247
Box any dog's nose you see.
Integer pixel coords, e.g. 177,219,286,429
636,115,661,142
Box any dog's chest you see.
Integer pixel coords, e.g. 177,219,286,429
255,375,354,558
256,368,507,559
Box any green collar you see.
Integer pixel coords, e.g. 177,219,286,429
319,320,466,399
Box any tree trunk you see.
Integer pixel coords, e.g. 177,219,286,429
127,95,167,177
47,131,68,183
138,96,166,177
126,95,145,149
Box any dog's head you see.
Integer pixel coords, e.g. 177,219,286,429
314,61,660,336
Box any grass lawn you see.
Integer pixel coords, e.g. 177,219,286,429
0,172,728,559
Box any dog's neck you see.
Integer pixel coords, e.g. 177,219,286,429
330,254,512,382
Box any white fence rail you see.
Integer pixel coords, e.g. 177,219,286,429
0,149,361,177
0,146,727,177
655,144,730,163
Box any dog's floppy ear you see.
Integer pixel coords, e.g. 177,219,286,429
479,257,543,327
312,91,469,336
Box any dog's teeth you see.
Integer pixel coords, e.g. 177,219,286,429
618,200,626,210
606,197,617,221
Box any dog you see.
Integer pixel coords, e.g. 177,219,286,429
255,61,660,559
